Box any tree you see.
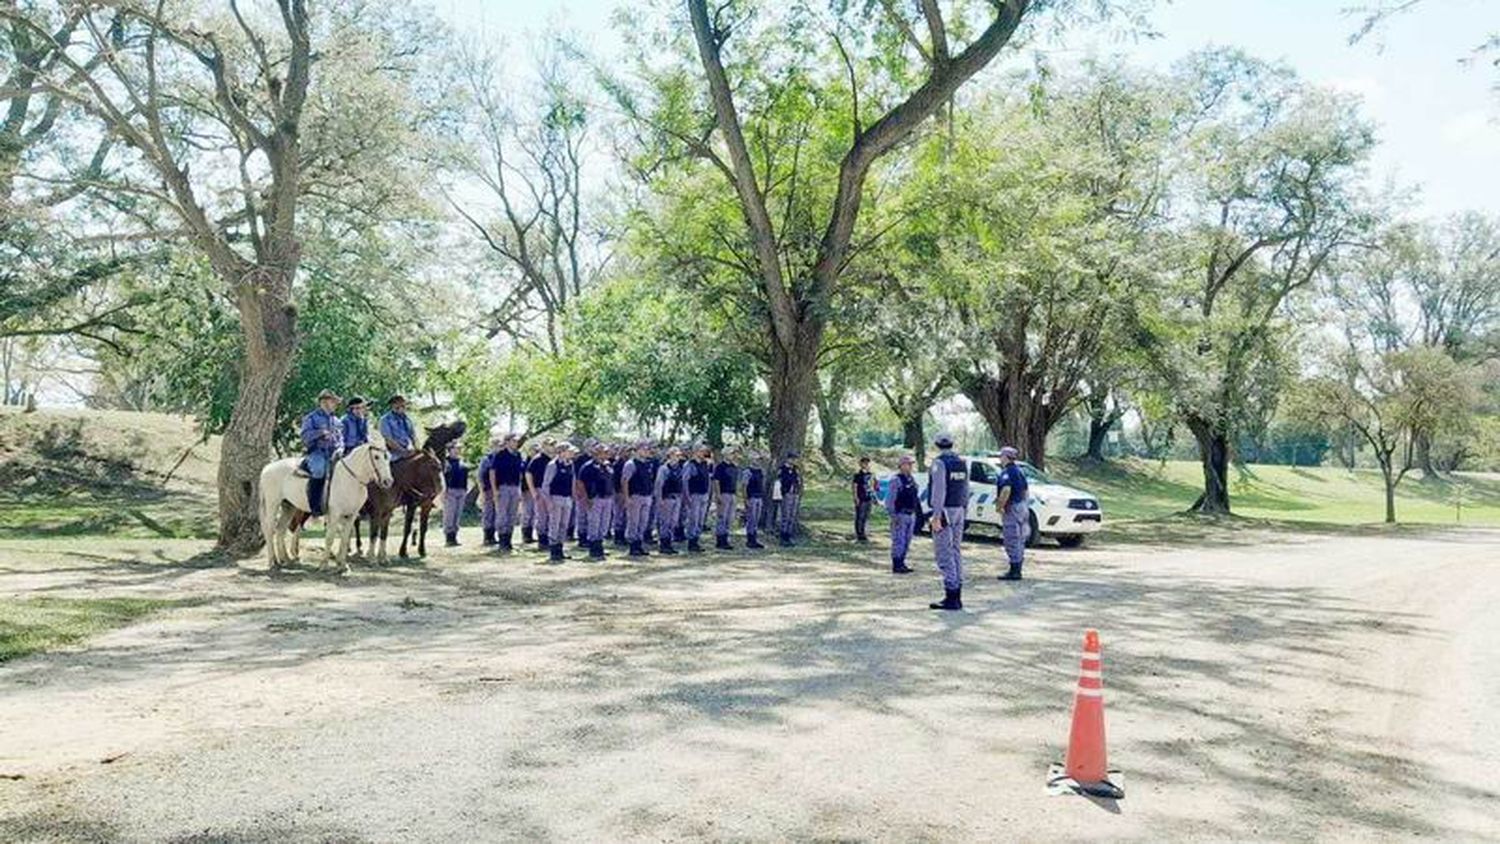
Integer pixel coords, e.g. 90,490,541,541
1,1,442,551
1135,51,1376,513
612,0,1041,462
1294,347,1478,522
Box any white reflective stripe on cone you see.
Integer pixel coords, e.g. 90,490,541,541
1074,687,1103,697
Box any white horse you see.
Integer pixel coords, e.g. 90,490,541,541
259,432,393,574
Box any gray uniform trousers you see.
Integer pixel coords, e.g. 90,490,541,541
657,496,682,544
1002,501,1029,567
547,495,573,546
779,493,800,536
481,491,497,533
685,493,709,541
715,493,737,538
442,488,466,536
613,496,627,538
522,490,537,533
496,485,522,534
627,494,652,542
744,498,763,538
588,496,612,542
890,512,916,562
533,492,551,540
932,506,966,590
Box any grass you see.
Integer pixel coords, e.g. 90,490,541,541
0,596,197,663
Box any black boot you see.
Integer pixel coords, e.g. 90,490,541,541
715,534,732,550
999,562,1023,581
892,557,914,574
688,538,703,553
628,540,645,557
307,477,326,517
929,588,962,611
521,526,533,544
659,538,678,556
779,532,793,547
445,532,459,547
482,529,495,546
747,534,764,549
589,540,606,560
549,543,565,563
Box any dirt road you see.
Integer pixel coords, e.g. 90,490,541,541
2,528,1497,842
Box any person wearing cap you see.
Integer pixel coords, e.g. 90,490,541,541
852,456,875,543
378,395,417,463
491,433,526,552
578,442,613,560
643,443,662,544
299,389,345,517
571,439,596,550
342,396,370,450
441,440,470,547
927,433,968,610
524,440,551,548
541,442,577,563
611,445,630,547
711,447,739,551
995,445,1030,581
885,455,920,575
740,451,767,549
777,452,803,547
478,435,503,546
654,447,686,555
621,442,655,557
681,444,714,553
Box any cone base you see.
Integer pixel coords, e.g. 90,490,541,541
1045,762,1125,800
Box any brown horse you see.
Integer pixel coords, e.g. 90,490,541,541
356,420,465,561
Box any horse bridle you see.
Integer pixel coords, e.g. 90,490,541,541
336,444,386,485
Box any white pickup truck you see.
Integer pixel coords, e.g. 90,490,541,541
879,454,1104,547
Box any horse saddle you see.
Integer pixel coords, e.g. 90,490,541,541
293,460,312,479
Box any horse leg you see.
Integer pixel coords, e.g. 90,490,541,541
418,503,431,558
275,503,296,568
376,513,390,563
400,504,415,559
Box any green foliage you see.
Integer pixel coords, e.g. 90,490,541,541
0,596,197,663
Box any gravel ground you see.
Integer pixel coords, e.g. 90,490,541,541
1,527,1498,842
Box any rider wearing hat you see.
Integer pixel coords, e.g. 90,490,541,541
300,389,345,517
341,396,370,450
378,395,416,463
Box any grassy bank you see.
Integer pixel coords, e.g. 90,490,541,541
0,596,196,662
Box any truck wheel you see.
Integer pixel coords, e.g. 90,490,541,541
1056,534,1085,549
1025,511,1039,548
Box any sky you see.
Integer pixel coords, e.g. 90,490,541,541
435,0,1500,219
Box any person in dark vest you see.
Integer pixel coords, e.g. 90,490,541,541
852,456,875,542
741,453,767,549
479,434,503,546
927,433,968,611
682,444,713,553
299,389,345,517
712,447,739,550
378,395,416,463
572,439,596,550
777,452,802,547
643,443,662,544
885,455,919,575
524,439,552,549
995,445,1030,581
579,442,614,560
342,395,370,450
654,447,686,556
491,432,526,552
541,442,576,563
611,445,629,546
442,441,469,547
621,441,655,558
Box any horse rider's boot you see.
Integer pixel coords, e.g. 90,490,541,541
307,477,326,517
482,529,495,546
549,543,566,563
999,562,1023,581
892,557,915,575
928,588,963,611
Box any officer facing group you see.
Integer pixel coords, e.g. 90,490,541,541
926,433,968,611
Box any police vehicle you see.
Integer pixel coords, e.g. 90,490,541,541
880,454,1104,547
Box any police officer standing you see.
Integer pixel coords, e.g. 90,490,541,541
524,439,552,549
491,433,526,552
852,456,874,542
995,445,1029,581
777,452,802,547
378,395,416,464
711,447,738,550
579,442,613,560
442,441,469,547
885,455,919,575
542,442,577,563
621,442,655,558
300,389,344,517
741,453,766,549
927,433,968,611
479,434,502,546
611,445,629,546
683,445,713,553
654,447,686,556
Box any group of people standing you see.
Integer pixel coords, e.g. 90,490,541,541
297,390,420,515
449,435,808,563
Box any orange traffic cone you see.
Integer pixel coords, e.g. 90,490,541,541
1046,629,1124,799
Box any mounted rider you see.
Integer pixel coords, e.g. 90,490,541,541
342,395,370,449
378,394,417,463
300,388,345,517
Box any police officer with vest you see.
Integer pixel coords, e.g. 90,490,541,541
479,434,503,546
541,442,577,563
682,445,713,553
579,442,613,560
442,441,469,547
524,439,552,549
995,445,1029,581
621,441,655,557
927,433,968,611
885,455,919,575
300,389,344,517
712,447,739,550
654,447,686,556
777,452,802,547
741,453,767,549
491,433,526,552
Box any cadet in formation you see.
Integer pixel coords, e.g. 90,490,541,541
579,442,614,560
682,445,713,553
926,433,968,610
479,435,502,546
524,439,551,548
885,455,919,575
541,443,577,562
299,389,345,517
777,452,802,547
851,456,874,542
442,441,469,547
741,453,766,549
711,448,739,550
654,447,685,555
621,442,655,557
995,445,1029,581
489,433,525,551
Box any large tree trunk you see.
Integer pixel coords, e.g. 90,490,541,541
1414,431,1438,480
901,415,926,470
216,265,299,554
1381,462,1397,524
767,327,820,464
1085,416,1112,461
1186,417,1231,515
962,373,1061,468
814,378,845,473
